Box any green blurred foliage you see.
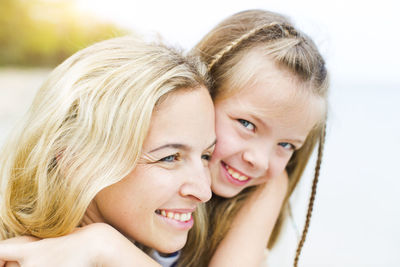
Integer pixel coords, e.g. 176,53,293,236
0,0,129,67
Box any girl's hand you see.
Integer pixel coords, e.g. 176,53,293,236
0,223,160,267
209,171,288,267
0,224,106,267
256,170,289,202
0,235,38,267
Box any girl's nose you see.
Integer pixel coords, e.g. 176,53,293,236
242,145,270,175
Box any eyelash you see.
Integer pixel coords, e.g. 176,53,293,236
158,152,212,163
278,142,296,151
159,153,180,162
238,119,255,131
201,153,212,161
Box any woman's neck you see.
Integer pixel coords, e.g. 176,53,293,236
80,201,105,227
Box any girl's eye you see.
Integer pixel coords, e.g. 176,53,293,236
238,119,255,131
159,154,180,162
278,142,296,151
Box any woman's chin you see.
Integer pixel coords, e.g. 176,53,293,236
152,236,187,254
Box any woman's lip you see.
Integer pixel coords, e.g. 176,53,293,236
156,208,196,213
155,210,194,230
221,162,252,186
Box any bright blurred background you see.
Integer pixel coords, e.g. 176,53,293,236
1,0,399,266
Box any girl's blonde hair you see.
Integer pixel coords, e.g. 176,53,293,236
190,9,329,266
0,36,210,258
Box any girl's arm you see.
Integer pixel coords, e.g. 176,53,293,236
0,223,161,267
209,171,288,267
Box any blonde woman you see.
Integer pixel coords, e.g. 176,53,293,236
0,9,329,267
0,36,216,266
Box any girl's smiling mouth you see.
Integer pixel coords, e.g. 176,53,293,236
221,162,251,185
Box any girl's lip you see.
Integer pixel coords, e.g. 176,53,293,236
220,162,252,186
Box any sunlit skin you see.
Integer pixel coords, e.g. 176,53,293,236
210,50,325,198
82,87,216,254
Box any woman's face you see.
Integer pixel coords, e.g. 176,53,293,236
209,53,324,198
90,87,216,253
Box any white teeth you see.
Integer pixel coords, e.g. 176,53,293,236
180,213,187,221
239,175,247,181
226,165,249,181
180,213,191,222
159,210,192,222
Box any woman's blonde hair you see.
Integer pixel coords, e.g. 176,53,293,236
0,36,210,258
190,9,329,266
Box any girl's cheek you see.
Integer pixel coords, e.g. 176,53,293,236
270,158,290,179
213,131,241,159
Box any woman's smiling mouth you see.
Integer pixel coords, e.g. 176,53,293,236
155,209,195,230
156,209,193,222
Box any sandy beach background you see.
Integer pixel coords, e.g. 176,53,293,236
1,68,399,266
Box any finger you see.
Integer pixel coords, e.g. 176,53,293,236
0,236,38,245
0,244,22,262
5,261,20,267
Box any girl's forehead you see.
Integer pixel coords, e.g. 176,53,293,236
216,71,326,129
220,47,296,97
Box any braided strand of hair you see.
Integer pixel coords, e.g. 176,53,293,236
207,22,282,72
293,123,327,267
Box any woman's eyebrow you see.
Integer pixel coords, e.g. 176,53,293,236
149,143,188,153
149,139,216,153
207,139,217,149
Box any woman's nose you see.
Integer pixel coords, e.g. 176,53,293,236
180,165,212,203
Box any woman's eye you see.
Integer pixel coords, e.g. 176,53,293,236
159,154,179,162
201,153,211,161
238,119,255,131
278,142,296,151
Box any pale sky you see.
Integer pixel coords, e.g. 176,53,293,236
76,0,400,87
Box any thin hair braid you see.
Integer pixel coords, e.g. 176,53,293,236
207,22,294,71
293,123,327,267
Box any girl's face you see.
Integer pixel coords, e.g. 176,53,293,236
209,54,324,198
87,87,216,253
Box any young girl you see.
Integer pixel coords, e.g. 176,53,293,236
0,9,328,267
0,36,216,266
186,9,328,266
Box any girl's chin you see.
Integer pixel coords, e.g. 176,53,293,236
211,182,243,198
